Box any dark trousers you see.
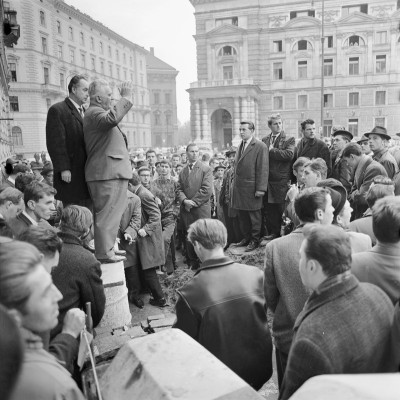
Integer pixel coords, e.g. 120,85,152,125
222,204,241,245
238,209,262,242
264,202,285,237
276,348,289,389
124,266,164,300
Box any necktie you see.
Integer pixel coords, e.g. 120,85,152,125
189,163,193,171
271,135,277,146
78,107,84,118
240,140,247,157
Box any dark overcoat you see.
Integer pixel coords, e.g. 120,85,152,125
262,132,295,203
331,150,352,193
231,137,269,210
46,97,90,204
134,185,165,269
176,161,213,229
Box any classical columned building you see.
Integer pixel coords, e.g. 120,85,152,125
188,0,400,150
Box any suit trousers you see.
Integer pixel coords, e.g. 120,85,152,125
124,266,164,300
87,179,128,259
162,221,176,273
263,202,285,237
222,204,242,245
238,209,262,242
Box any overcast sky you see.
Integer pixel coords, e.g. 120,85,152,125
66,0,197,123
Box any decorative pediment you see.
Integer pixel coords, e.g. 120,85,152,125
283,16,321,29
206,24,246,38
338,11,376,25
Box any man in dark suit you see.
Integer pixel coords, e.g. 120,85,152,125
177,143,213,270
231,121,269,251
262,114,295,241
46,75,91,207
280,224,395,400
84,79,133,263
330,129,353,193
292,118,331,179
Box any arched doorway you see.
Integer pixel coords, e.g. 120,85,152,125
211,109,232,150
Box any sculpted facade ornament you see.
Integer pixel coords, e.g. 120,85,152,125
371,5,394,18
269,15,288,28
317,10,340,23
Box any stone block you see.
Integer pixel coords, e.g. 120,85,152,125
148,317,176,329
100,329,264,400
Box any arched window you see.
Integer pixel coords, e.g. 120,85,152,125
218,46,237,56
296,40,310,50
11,126,23,146
346,35,365,46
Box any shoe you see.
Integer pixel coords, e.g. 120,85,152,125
97,255,127,263
245,241,259,252
231,239,250,247
115,249,126,256
262,234,279,241
149,297,168,308
129,295,144,309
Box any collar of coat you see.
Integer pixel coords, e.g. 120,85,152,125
194,256,234,275
65,97,83,123
58,231,84,246
294,271,357,330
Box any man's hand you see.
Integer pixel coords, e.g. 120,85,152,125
138,228,147,238
155,197,162,206
61,170,71,183
124,233,134,244
184,199,196,212
118,82,132,98
255,191,265,198
61,308,85,339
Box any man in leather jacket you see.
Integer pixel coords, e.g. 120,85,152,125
173,218,273,390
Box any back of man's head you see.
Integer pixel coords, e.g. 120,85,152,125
366,177,395,208
23,181,56,207
303,224,351,278
342,142,362,158
372,196,400,244
60,205,92,236
304,158,328,180
15,173,37,193
188,219,227,250
0,187,23,208
294,187,329,223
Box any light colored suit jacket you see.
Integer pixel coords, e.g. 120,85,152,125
84,97,133,182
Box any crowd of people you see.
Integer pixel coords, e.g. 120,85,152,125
0,74,400,400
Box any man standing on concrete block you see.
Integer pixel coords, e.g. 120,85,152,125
84,79,133,263
173,219,273,390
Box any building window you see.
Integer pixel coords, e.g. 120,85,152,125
223,65,233,80
349,57,359,75
324,94,333,107
99,41,103,54
59,73,64,89
142,113,145,123
348,118,359,137
91,57,95,71
218,46,237,56
9,62,17,81
342,4,368,16
325,36,333,48
12,126,22,145
273,96,283,110
290,10,315,19
108,45,112,57
297,40,309,50
41,37,47,54
123,53,126,64
56,20,61,34
123,70,127,80
43,67,49,84
165,93,171,104
323,120,333,137
375,91,386,105
154,92,159,104
349,92,359,106
140,60,143,70
143,131,146,144
130,72,133,81
346,35,365,47
376,31,387,44
298,94,308,109
166,114,171,126
130,56,133,67
46,98,51,110
10,96,19,112
69,49,75,63
39,10,45,26
90,37,94,50
100,61,104,74
57,45,63,60
375,117,385,126
68,26,73,41
117,67,120,80
273,62,283,80
154,113,160,125
273,40,283,52
298,60,307,78
109,64,113,77
81,53,85,68
140,75,143,86
116,49,120,61
324,59,333,76
79,32,84,46
215,16,238,27
376,55,386,73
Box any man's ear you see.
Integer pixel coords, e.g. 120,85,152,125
315,209,323,222
27,199,36,211
7,309,22,327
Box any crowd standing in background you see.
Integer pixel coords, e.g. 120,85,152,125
1,76,400,400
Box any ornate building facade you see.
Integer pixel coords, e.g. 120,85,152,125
188,0,400,149
6,0,158,156
146,47,179,148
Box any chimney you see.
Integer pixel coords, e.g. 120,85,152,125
150,47,154,56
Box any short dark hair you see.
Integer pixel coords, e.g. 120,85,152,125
68,75,87,94
159,160,171,168
372,196,400,244
172,153,180,159
0,187,23,206
202,153,211,162
301,119,315,130
240,121,255,131
187,219,227,250
304,158,328,180
295,187,329,223
18,226,62,258
342,142,362,158
15,173,37,193
366,182,395,208
186,142,197,152
293,157,309,171
23,181,56,207
13,164,30,175
146,149,156,158
303,224,351,277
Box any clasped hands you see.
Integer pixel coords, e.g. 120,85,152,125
183,199,197,212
